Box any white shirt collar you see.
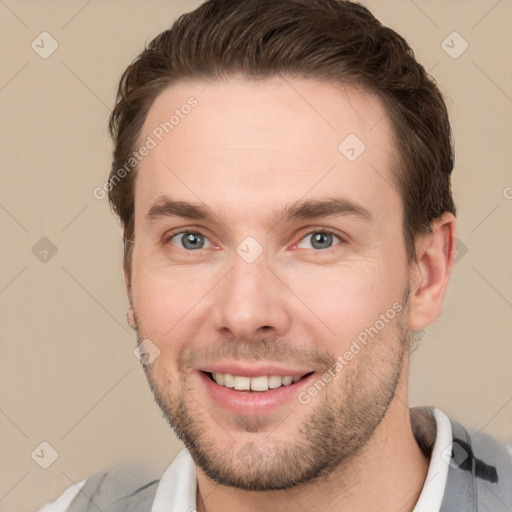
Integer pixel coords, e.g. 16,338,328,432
152,448,197,512
413,407,452,511
152,407,452,512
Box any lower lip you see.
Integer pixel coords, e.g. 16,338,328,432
199,371,315,415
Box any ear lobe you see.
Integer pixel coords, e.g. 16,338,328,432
408,213,457,331
126,305,137,330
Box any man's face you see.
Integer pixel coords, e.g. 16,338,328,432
129,76,413,490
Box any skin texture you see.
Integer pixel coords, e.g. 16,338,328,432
125,75,456,512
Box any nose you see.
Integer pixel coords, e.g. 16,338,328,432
211,251,292,342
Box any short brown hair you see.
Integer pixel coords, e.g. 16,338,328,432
108,0,456,276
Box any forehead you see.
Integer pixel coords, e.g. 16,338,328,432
135,75,400,224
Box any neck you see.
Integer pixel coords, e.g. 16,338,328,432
196,369,429,512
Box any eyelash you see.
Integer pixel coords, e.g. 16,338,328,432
163,228,345,252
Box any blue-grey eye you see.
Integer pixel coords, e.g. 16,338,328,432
297,231,340,250
170,232,211,250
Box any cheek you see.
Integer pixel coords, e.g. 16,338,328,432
131,261,220,343
281,261,405,343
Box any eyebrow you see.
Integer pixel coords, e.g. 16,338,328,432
269,196,372,226
146,197,217,223
145,195,372,226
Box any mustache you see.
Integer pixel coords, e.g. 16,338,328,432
175,337,336,372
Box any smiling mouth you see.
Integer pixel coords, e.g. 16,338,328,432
205,372,314,392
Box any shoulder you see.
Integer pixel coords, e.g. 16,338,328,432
37,462,162,512
36,480,86,512
462,424,512,476
444,416,512,509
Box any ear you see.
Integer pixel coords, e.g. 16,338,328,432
408,212,457,331
124,266,137,330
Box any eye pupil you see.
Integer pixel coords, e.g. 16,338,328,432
182,233,204,250
311,232,333,249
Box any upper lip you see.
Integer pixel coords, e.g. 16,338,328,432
198,362,314,378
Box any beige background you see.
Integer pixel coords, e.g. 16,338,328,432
0,0,511,510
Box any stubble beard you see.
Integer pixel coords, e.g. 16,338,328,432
136,294,411,491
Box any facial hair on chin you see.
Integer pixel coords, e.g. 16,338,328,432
133,291,411,491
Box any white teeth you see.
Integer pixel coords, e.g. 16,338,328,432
268,375,283,389
234,376,251,391
223,373,234,388
211,373,305,391
250,375,269,391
